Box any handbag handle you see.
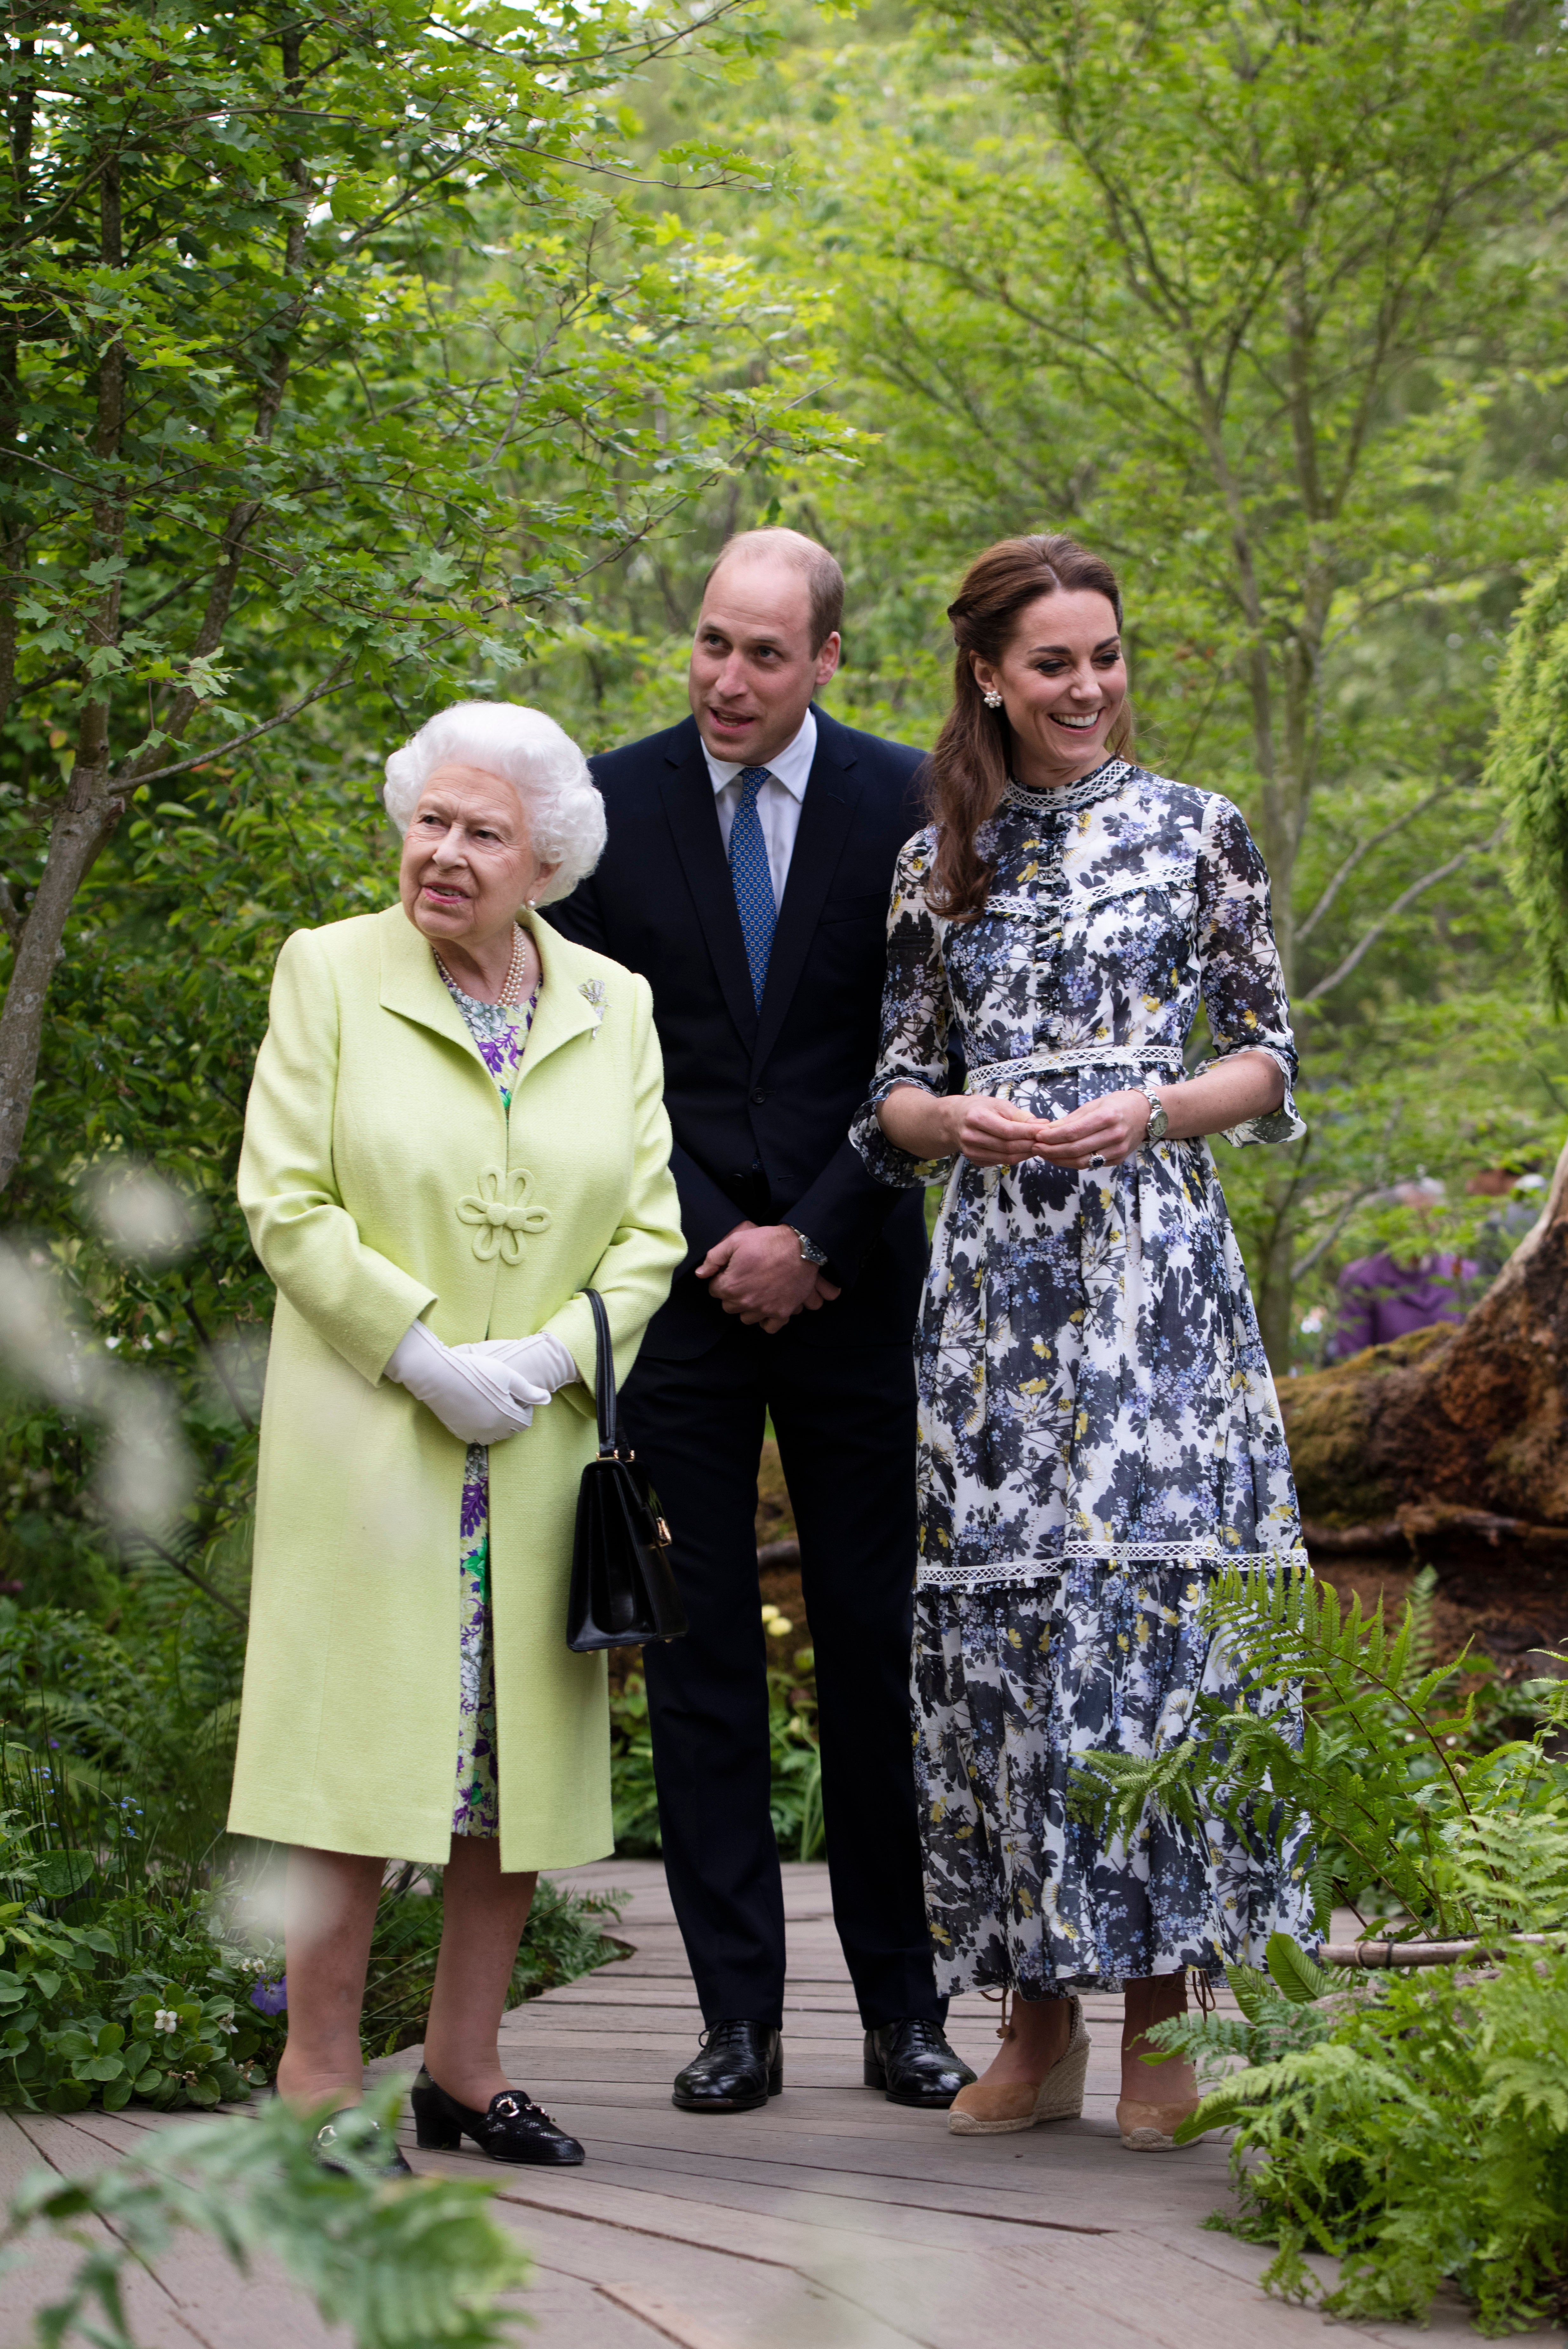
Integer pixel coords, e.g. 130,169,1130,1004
583,1288,622,1459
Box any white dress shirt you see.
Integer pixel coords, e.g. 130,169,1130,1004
702,708,817,911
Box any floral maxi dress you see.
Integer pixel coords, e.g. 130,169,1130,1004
441,965,539,1838
849,758,1315,1995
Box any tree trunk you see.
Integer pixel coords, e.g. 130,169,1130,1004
1256,1180,1297,1375
1281,1136,1568,1638
0,79,312,1192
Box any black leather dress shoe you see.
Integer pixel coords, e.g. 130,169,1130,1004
864,2018,977,2109
409,2067,584,2165
671,2020,782,2112
312,2111,414,2177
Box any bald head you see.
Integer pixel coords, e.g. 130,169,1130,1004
703,528,844,656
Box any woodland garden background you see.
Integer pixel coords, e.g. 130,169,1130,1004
6,0,1568,2332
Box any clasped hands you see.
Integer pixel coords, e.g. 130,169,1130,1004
948,1087,1157,1172
695,1220,841,1335
386,1318,578,1445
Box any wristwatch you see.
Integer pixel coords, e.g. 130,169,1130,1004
785,1224,830,1267
1137,1079,1170,1143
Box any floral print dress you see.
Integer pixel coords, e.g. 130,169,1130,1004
849,757,1315,1995
440,964,539,1838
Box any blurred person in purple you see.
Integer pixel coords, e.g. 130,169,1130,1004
1328,1179,1479,1360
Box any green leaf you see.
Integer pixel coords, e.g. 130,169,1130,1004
1265,1934,1338,2006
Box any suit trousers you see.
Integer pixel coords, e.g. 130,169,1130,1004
623,1325,942,2032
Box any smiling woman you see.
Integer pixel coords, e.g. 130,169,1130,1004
228,699,683,2177
854,532,1311,2154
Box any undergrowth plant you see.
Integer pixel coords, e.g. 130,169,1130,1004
0,1759,285,2113
0,2081,529,2349
1152,1937,1568,2334
1085,1568,1568,2332
0,1597,628,2111
1070,1562,1568,1939
609,1649,823,1860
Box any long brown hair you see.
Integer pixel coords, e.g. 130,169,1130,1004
926,533,1134,920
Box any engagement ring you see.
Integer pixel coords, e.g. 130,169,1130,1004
1087,1152,1106,1169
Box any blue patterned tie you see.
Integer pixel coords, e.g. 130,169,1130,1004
729,765,776,1009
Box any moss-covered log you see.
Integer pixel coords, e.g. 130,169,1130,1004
1282,1141,1568,1623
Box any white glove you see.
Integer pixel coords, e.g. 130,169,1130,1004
385,1318,534,1446
454,1333,578,1413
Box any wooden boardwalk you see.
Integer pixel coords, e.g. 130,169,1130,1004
1,1860,1548,2347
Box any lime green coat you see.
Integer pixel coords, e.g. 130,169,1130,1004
227,903,684,1870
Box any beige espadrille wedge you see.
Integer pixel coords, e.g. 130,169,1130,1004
947,1996,1091,2135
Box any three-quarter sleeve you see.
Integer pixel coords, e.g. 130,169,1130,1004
849,828,958,1189
1194,795,1307,1148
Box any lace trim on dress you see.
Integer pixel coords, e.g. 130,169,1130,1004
916,1539,1310,1593
964,1043,1185,1094
1001,758,1135,818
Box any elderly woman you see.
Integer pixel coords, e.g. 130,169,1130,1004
229,701,683,2172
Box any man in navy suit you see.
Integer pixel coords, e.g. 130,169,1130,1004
551,529,973,2114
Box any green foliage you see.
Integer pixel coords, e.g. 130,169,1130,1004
1494,542,1568,1010
0,2080,530,2349
1098,1566,1568,2331
565,0,1568,1365
1070,1563,1568,1938
610,1644,823,1859
1181,1949,1568,2335
0,1593,248,1876
0,0,831,771
1144,1939,1357,2091
0,1788,278,2114
0,1589,625,2111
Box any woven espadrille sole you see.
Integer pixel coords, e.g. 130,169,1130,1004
1116,2100,1203,2151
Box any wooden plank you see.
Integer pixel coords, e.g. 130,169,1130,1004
6,1860,1469,2346
8,2107,347,2349
4,2112,225,2349
595,2274,921,2349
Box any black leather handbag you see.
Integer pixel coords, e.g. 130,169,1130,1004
565,1289,688,1653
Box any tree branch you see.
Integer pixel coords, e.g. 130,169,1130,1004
1300,822,1507,1004
1296,783,1456,946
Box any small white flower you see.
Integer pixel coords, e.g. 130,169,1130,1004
153,2009,179,2034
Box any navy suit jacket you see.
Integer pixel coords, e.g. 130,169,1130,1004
550,706,932,1359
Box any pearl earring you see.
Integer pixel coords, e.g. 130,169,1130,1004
982,687,1003,710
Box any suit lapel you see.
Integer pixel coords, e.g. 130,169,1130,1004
658,725,759,1051
751,715,860,1074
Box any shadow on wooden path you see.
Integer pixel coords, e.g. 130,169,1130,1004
1,1859,1549,2347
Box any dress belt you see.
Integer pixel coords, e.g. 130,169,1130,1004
964,1045,1183,1094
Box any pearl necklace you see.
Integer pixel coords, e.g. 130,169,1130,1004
435,922,532,1010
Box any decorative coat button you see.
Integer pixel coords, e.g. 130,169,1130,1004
455,1167,552,1265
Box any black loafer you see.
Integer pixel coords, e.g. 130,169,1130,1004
672,2020,782,2112
864,2018,977,2109
409,2067,584,2165
313,2111,414,2177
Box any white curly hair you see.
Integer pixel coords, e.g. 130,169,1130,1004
382,701,606,906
